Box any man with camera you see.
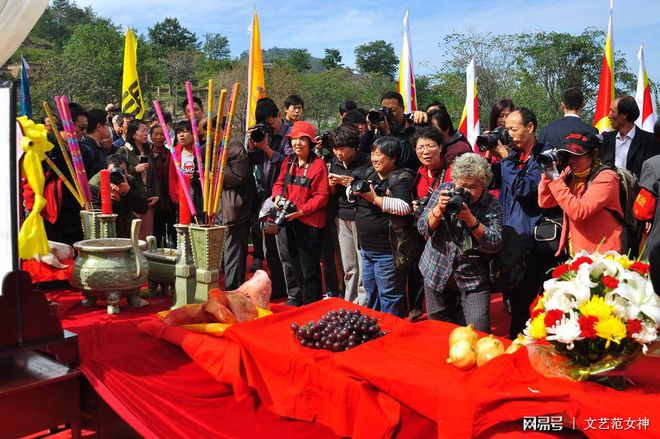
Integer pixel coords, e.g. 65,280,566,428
487,107,554,338
418,153,502,332
247,97,293,298
364,91,426,170
89,154,149,239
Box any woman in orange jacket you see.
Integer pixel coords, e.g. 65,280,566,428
538,131,623,257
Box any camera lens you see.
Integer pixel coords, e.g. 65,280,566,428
250,127,266,143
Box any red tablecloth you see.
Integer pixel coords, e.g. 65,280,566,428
140,298,660,439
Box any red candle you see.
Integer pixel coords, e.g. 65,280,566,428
179,174,191,225
100,169,112,214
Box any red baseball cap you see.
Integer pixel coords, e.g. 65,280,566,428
558,131,602,156
286,121,318,144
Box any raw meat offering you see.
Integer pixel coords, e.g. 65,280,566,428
227,269,272,309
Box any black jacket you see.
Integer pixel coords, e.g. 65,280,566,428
538,115,598,149
328,151,371,221
89,171,148,238
601,127,658,178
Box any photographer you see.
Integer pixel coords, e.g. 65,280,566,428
271,121,329,306
329,123,371,305
538,131,623,255
354,137,414,317
89,154,148,239
488,107,554,338
418,153,502,332
364,91,426,170
407,127,453,320
246,97,292,297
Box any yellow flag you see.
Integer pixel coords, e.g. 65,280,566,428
121,28,145,119
17,116,53,259
246,8,266,128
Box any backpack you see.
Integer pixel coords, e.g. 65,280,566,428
489,225,527,293
587,163,641,254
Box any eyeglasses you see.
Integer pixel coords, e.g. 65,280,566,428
415,144,440,151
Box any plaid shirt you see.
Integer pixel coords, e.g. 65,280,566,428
418,182,503,292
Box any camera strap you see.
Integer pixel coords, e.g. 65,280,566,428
281,154,313,198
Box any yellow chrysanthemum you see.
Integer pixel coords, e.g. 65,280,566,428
578,296,614,320
605,254,632,269
532,295,545,312
594,315,627,348
528,313,547,339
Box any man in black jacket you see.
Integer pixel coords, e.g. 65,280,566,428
89,154,148,239
601,95,657,178
538,88,597,148
79,108,110,178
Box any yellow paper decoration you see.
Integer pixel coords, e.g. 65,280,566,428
17,115,54,259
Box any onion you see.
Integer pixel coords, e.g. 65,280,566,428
448,325,478,347
475,335,505,354
476,346,504,367
446,340,476,370
505,337,525,354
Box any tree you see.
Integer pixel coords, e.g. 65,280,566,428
287,49,312,72
160,50,200,116
321,48,342,70
203,33,230,61
354,40,398,79
32,21,123,109
148,18,199,53
30,0,99,49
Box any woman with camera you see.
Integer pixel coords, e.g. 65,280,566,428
538,131,623,256
418,153,502,332
354,136,414,317
117,119,159,239
328,123,371,305
407,127,454,320
271,121,329,306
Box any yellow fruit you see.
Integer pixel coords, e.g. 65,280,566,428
448,325,478,347
446,341,477,370
475,335,505,354
476,346,504,367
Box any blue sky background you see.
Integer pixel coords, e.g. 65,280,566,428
78,0,660,84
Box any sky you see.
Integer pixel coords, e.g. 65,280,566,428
76,0,660,84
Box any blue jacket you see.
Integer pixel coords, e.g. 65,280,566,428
496,142,551,239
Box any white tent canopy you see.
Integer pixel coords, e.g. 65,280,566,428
0,0,48,66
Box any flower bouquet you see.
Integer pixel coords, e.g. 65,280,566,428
524,251,659,389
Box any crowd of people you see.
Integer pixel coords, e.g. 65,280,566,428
29,87,660,339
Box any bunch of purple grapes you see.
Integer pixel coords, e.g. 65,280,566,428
291,308,388,351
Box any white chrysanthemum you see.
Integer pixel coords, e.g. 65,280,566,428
632,324,658,345
611,272,660,325
546,312,582,350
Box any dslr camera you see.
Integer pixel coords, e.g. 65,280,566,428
110,166,126,185
273,198,297,228
446,187,471,215
412,195,431,218
348,177,382,197
367,107,393,126
475,126,511,152
250,123,270,142
536,149,560,168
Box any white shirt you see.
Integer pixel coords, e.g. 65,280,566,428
615,125,635,169
180,148,196,176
